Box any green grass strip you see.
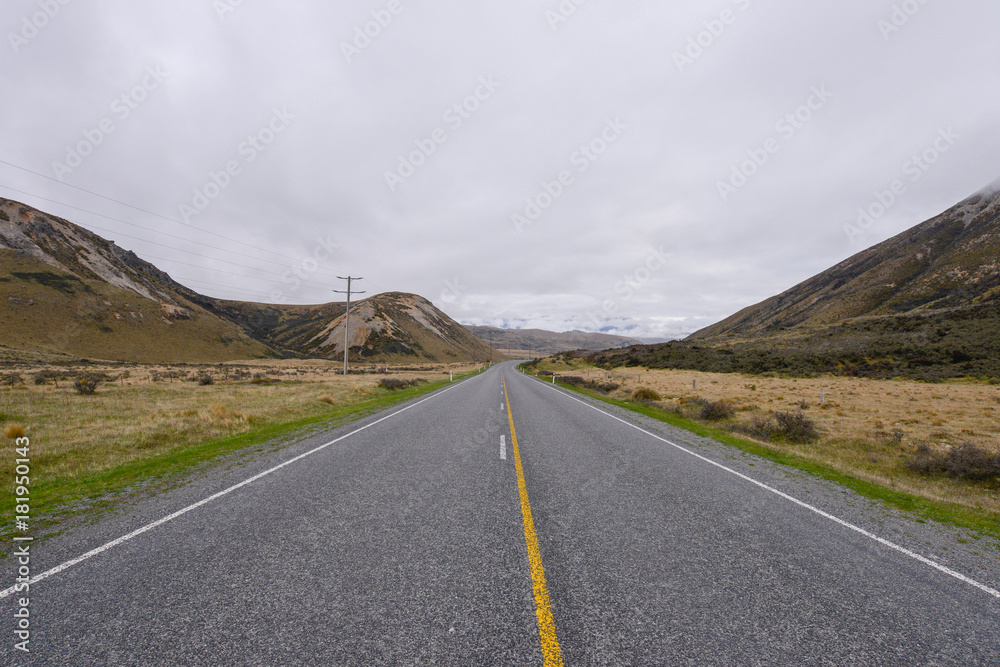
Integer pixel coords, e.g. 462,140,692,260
523,368,1000,540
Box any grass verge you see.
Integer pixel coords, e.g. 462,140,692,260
522,367,1000,541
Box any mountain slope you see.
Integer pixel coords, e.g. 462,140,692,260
589,181,1000,380
466,326,641,356
0,199,274,362
691,181,1000,339
0,198,488,364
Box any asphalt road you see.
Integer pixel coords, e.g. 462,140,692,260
5,362,1000,665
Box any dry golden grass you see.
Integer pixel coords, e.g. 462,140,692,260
4,423,25,439
535,359,1000,515
0,360,477,485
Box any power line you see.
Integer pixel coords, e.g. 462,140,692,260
174,276,339,301
0,166,386,298
0,158,342,268
1,184,293,269
0,184,347,289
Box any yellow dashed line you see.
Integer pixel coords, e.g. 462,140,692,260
503,376,564,666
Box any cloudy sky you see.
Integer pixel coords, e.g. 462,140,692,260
2,0,998,339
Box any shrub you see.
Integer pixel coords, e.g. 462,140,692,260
735,411,818,443
380,378,410,390
319,396,335,405
773,411,820,443
2,373,24,387
738,415,778,440
907,443,1000,481
197,374,215,386
4,424,26,439
73,376,100,395
633,388,662,402
699,400,734,421
561,376,619,393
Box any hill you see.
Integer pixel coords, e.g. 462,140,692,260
0,198,487,364
691,180,1000,338
466,326,641,356
589,181,1000,381
0,199,274,363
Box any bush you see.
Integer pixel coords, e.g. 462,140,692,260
380,378,426,390
197,374,215,386
699,400,734,421
773,411,820,443
633,388,662,402
907,443,1000,481
561,376,619,393
738,415,778,440
735,411,818,443
2,373,24,387
73,376,100,395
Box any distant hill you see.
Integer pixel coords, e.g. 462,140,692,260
589,180,1000,381
0,198,489,364
691,180,1000,339
466,326,641,356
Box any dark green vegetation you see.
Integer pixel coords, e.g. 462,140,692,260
529,369,1000,539
587,303,1000,381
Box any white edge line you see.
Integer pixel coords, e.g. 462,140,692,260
526,373,1000,600
0,379,469,599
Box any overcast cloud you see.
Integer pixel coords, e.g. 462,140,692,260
2,0,998,339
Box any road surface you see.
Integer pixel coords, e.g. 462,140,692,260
5,362,999,665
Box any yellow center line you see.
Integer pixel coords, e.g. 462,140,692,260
503,376,564,666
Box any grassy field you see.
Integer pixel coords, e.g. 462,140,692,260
0,359,481,536
525,357,1000,535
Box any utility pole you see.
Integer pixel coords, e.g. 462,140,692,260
334,276,365,376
